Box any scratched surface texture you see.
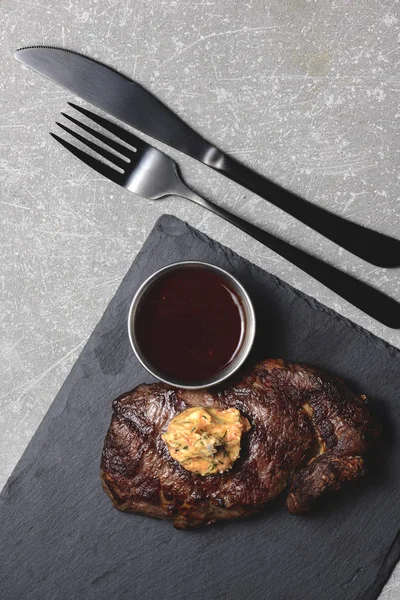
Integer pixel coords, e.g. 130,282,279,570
0,0,399,597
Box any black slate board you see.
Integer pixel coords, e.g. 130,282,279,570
1,214,400,600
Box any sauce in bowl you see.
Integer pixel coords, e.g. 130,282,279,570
134,265,246,385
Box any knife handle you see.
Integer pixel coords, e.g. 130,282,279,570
213,154,400,268
182,187,400,328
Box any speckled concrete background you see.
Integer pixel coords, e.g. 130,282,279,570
1,0,399,596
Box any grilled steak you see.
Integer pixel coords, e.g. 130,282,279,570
101,359,379,529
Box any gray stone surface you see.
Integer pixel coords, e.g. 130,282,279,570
0,0,399,597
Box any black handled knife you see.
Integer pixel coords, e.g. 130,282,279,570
15,46,400,267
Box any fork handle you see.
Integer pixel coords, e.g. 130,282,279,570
179,187,400,328
214,154,400,268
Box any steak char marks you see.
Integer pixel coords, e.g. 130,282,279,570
101,359,379,529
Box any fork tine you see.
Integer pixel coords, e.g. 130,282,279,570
68,102,146,151
61,113,135,160
50,133,124,185
55,122,127,170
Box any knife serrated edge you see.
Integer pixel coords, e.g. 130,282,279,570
15,46,133,82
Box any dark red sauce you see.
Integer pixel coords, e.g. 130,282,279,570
135,266,245,384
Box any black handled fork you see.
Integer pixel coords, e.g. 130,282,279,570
50,102,400,328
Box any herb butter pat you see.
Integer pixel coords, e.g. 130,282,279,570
162,406,251,476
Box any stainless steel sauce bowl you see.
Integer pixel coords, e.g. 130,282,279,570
128,261,256,389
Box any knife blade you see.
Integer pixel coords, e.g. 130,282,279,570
15,46,219,166
15,46,400,268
